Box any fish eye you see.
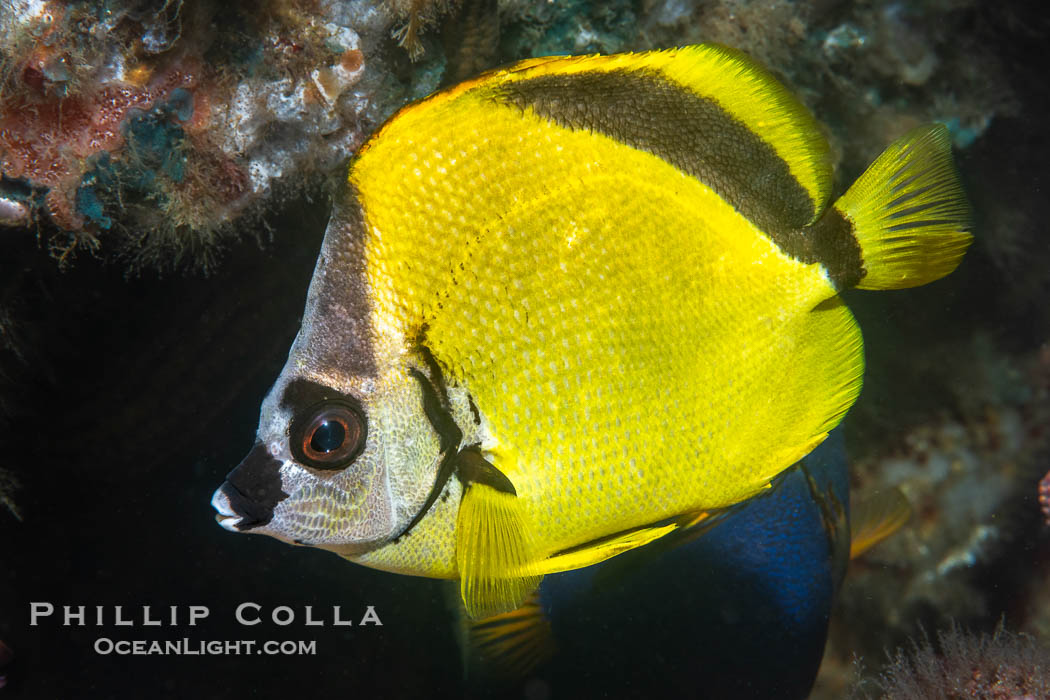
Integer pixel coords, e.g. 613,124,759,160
291,401,366,470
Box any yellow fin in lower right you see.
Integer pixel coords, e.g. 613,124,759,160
835,123,973,290
849,487,912,559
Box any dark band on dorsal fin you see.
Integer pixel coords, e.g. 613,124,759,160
489,69,864,288
764,206,864,289
491,69,816,233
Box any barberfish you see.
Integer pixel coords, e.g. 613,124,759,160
212,44,971,618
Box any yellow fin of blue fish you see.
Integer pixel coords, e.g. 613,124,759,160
849,487,913,559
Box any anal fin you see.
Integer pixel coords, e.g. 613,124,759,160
530,521,679,576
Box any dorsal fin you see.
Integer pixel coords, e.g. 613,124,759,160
361,45,833,234
638,44,833,219
483,44,834,226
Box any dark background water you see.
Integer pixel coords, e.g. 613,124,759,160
1,197,463,697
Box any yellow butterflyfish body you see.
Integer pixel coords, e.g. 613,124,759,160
212,44,972,619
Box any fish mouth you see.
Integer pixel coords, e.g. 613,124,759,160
210,442,290,532
211,487,244,532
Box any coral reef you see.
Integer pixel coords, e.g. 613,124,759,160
858,624,1050,699
0,0,1019,271
0,0,425,270
810,338,1050,698
388,0,460,59
500,0,637,57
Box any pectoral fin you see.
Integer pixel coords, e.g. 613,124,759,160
455,449,542,619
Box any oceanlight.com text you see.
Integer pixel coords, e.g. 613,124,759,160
93,638,317,656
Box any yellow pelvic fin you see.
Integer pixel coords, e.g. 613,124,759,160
530,522,679,576
456,481,542,619
835,124,973,290
466,591,554,679
849,487,912,559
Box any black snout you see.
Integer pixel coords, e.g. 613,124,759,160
219,442,288,530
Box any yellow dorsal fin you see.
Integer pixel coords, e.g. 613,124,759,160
378,45,833,224
456,481,542,619
491,46,833,217
466,591,554,679
849,487,912,559
529,521,679,576
502,46,833,221
645,44,833,218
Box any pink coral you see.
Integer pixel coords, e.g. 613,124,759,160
0,66,199,230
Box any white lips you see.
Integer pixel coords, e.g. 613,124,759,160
211,487,242,532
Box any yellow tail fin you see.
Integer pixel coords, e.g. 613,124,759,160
835,124,973,290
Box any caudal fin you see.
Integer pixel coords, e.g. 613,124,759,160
834,124,972,290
